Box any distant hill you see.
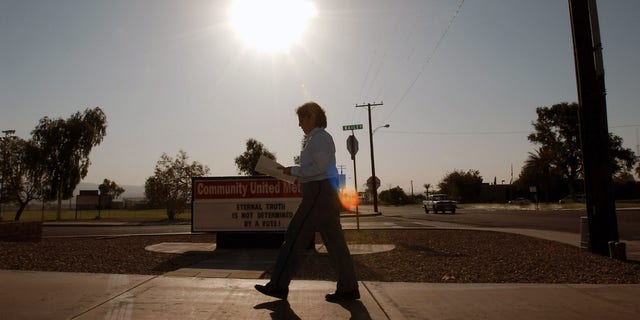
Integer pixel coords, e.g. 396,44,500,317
75,182,145,198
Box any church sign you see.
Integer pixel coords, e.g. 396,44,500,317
191,176,302,232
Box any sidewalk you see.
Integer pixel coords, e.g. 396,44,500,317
1,270,639,320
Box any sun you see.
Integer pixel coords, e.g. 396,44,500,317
229,0,317,52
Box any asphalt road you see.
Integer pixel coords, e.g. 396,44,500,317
42,206,640,241
375,206,640,241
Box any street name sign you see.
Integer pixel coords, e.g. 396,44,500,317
342,124,363,131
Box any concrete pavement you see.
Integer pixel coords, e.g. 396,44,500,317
2,270,640,320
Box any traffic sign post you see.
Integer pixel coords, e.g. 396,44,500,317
345,133,360,228
343,123,364,227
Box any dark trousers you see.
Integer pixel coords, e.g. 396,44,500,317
269,179,358,292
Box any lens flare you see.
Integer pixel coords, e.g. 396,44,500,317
338,187,359,211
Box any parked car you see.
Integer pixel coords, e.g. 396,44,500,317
508,197,531,205
423,194,457,214
559,194,585,204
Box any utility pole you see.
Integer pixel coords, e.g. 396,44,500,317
356,102,383,213
568,0,619,257
635,128,639,161
411,180,414,197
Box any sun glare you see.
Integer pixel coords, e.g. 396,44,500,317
339,187,360,211
229,0,317,52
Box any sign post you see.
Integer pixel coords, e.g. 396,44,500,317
343,124,363,229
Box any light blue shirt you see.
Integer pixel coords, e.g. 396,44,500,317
291,127,339,184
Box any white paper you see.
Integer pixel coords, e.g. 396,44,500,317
255,155,297,184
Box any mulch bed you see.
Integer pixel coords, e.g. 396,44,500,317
1,229,639,283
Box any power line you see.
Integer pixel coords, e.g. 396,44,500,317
355,2,397,115
374,5,428,102
378,124,638,136
610,124,640,128
357,54,376,105
385,0,466,122
357,3,429,112
381,129,529,136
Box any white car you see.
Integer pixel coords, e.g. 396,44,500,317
423,194,457,214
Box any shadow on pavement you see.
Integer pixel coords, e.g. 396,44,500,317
332,299,373,320
254,300,301,320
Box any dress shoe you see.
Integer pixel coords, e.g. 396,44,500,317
255,283,289,300
325,290,360,302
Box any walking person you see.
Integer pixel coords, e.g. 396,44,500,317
255,101,360,302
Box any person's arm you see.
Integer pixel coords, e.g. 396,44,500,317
290,133,333,178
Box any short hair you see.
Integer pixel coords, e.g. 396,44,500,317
296,101,327,128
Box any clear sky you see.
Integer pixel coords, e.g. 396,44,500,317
2,0,639,196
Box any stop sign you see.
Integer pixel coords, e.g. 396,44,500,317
346,135,358,159
367,176,381,190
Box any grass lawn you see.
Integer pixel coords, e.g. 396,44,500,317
3,199,638,222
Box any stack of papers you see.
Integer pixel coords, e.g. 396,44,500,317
255,155,297,184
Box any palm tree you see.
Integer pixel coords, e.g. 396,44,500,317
523,147,556,201
423,183,431,197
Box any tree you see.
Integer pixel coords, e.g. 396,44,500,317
30,107,107,220
528,102,636,198
0,136,46,220
145,150,210,220
607,134,636,175
234,138,276,176
514,148,567,202
423,183,431,196
528,103,582,197
364,176,381,203
438,169,483,203
379,186,411,205
612,171,639,200
98,179,125,199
